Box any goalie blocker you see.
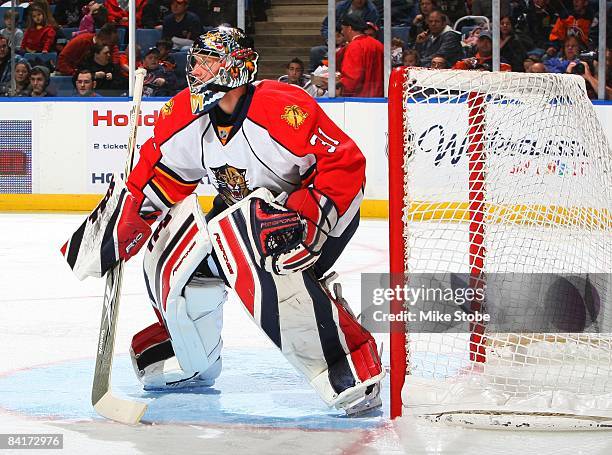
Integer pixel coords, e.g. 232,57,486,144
208,189,385,412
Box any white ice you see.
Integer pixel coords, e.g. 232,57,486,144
1,214,611,454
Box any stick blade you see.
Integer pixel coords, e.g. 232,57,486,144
93,392,147,425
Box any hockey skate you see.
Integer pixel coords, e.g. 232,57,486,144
140,356,222,392
343,383,382,417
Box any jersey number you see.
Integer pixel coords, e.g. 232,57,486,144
310,128,340,153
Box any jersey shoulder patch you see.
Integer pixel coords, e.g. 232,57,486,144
248,80,319,138
154,88,205,144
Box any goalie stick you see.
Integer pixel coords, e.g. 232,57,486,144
91,68,148,424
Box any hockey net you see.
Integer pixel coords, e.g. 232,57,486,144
388,67,612,430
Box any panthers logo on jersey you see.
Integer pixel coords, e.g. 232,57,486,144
211,164,251,205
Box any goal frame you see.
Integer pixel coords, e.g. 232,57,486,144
387,67,612,426
389,67,513,419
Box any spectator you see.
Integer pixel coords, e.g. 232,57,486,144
565,59,597,98
523,0,557,51
12,59,31,94
430,54,448,69
105,0,147,28
373,0,416,26
415,11,463,67
402,48,419,66
204,0,238,30
72,67,99,96
142,0,170,29
21,3,56,53
278,57,322,97
82,41,124,93
500,16,528,72
54,0,88,28
1,10,24,49
57,23,119,75
434,0,467,25
321,0,378,39
471,0,511,21
463,25,484,48
310,0,378,72
528,62,547,72
31,0,59,27
544,34,581,73
337,13,383,97
453,30,511,71
409,0,436,46
391,37,404,67
74,2,108,36
156,39,175,72
141,46,176,96
28,65,52,96
364,20,378,38
0,36,11,94
548,0,593,52
311,28,347,73
523,55,540,72
162,0,202,51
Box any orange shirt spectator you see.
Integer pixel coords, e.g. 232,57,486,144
548,0,593,47
453,31,511,71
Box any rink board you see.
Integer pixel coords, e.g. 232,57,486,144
0,98,610,218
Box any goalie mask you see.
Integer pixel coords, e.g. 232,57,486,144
186,26,259,114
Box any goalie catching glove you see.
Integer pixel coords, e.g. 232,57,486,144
250,188,338,275
61,174,155,280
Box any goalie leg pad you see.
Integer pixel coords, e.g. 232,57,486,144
141,194,225,389
167,276,225,377
208,201,384,407
130,320,223,390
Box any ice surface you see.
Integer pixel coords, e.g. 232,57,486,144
1,214,610,454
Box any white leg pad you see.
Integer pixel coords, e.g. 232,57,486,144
165,276,226,379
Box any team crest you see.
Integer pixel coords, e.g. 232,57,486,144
210,164,251,205
281,105,308,129
161,99,174,118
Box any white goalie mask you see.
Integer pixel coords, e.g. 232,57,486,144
186,26,259,115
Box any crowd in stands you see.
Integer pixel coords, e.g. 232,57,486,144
0,0,261,96
0,0,610,98
297,0,611,99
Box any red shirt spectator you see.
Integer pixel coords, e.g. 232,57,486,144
105,0,147,28
337,14,383,98
57,24,120,75
21,4,56,52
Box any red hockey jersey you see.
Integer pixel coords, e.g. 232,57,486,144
127,81,366,236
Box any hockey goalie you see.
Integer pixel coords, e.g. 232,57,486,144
61,26,384,416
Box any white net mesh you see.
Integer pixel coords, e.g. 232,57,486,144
395,68,612,427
